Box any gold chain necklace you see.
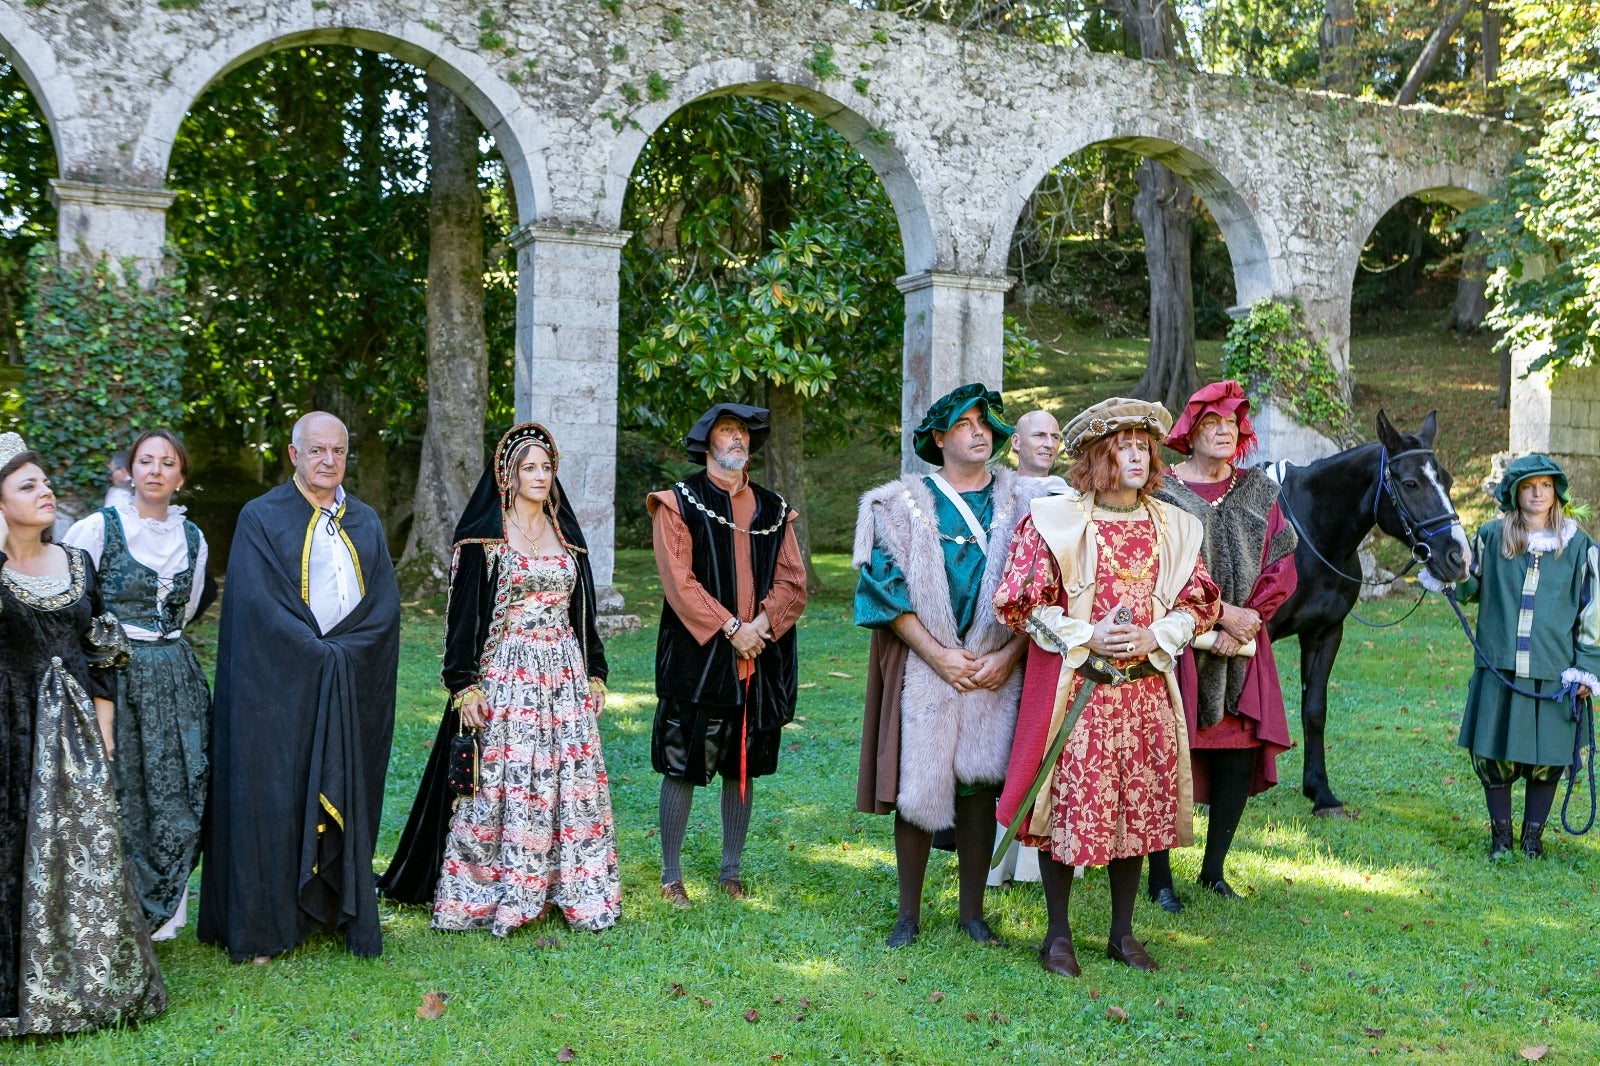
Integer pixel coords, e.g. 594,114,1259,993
1090,507,1162,583
508,506,556,552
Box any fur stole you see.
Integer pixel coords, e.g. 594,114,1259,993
1156,468,1295,727
853,468,1048,831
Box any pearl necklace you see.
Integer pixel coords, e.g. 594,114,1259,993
1175,463,1241,508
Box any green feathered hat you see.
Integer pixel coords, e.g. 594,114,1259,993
912,383,1014,465
1494,453,1569,512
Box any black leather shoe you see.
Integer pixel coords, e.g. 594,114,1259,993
1148,887,1184,914
957,917,1007,947
885,916,919,949
1106,934,1159,972
1038,936,1080,977
1199,877,1241,900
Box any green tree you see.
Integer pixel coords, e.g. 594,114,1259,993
0,57,57,372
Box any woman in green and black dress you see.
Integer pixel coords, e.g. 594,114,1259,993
1442,454,1600,860
64,429,210,937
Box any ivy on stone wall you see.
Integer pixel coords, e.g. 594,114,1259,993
1221,297,1351,441
22,244,188,504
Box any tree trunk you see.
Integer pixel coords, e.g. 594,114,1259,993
1130,158,1200,411
1395,0,1477,105
763,381,822,594
1445,229,1490,333
399,77,489,596
1319,0,1360,93
1104,0,1199,409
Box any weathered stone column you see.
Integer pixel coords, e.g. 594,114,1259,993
1508,336,1600,511
895,271,1014,472
48,180,175,280
511,223,635,622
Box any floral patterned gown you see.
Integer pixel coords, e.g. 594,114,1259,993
432,549,620,934
994,511,1221,867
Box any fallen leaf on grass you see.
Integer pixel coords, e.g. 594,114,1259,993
696,997,713,1008
788,1013,805,1022
556,1048,575,1062
670,983,686,998
745,1009,760,1023
1519,1048,1548,1062
415,991,447,1019
988,1012,1010,1024
1363,1027,1386,1038
771,995,783,1004
535,937,560,950
964,1012,979,1022
827,671,853,678
927,991,945,1004
1105,1006,1128,1023
1298,961,1313,972
798,683,817,689
1088,988,1100,1000
798,998,811,1009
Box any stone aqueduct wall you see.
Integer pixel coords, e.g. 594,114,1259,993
0,0,1525,590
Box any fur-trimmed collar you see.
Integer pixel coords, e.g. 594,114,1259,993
1528,517,1579,553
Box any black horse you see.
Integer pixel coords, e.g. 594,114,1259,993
1266,410,1470,815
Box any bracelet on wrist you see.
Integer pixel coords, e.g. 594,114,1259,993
450,684,485,711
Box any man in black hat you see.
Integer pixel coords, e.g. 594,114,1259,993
647,403,808,907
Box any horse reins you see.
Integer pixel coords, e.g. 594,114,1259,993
1441,588,1597,836
1275,444,1457,628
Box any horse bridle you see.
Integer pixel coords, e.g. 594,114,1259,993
1373,445,1463,570
1277,443,1460,589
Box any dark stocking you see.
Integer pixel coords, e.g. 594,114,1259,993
658,776,696,884
719,779,754,882
1199,749,1255,884
893,815,932,923
1146,849,1173,894
1037,853,1075,948
1107,856,1142,943
1483,781,1512,823
1524,776,1561,826
954,789,997,923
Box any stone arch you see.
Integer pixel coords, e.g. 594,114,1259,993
605,59,941,275
1335,164,1498,305
129,20,550,222
0,9,84,176
985,123,1278,307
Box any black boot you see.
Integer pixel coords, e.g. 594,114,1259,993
1519,820,1546,859
1489,820,1513,861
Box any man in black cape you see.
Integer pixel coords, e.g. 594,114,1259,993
377,455,606,905
198,412,400,962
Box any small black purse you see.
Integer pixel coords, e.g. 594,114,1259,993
447,724,481,798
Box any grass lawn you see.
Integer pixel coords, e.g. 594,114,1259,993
15,314,1592,1064
14,547,1599,1065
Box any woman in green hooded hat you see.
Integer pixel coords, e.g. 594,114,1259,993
1440,454,1600,859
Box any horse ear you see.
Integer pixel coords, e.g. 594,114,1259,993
1417,410,1438,447
1374,409,1401,450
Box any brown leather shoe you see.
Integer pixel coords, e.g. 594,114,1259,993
1038,936,1080,977
718,877,747,900
660,880,691,909
1106,935,1159,972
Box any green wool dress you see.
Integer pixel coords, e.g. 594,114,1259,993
1456,518,1600,768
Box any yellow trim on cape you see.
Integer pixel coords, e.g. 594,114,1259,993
292,475,364,604
319,793,344,832
1023,490,1206,847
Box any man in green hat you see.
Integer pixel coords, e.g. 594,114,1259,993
852,382,1049,948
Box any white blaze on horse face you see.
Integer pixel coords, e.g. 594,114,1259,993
1423,459,1472,571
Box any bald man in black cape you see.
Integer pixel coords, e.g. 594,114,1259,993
198,412,400,962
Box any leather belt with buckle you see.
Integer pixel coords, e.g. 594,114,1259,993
1078,657,1160,686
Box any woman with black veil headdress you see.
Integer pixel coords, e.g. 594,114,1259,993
378,423,618,932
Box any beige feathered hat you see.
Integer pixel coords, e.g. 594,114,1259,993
1061,398,1173,458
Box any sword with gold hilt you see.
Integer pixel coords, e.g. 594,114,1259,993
990,604,1132,867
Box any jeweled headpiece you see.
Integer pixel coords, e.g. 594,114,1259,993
0,431,27,470
493,422,560,507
